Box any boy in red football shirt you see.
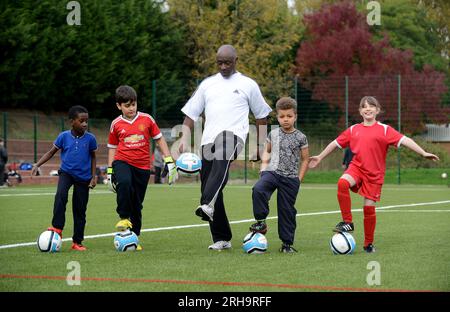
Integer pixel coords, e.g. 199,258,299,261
107,85,177,250
308,96,439,253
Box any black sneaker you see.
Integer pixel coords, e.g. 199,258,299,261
363,244,376,253
333,221,354,233
279,243,297,253
195,204,214,222
249,220,268,234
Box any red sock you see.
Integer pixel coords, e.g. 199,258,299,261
337,179,352,223
363,206,376,246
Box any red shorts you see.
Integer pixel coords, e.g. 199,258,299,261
345,164,383,202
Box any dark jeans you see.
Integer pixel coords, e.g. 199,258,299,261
252,171,300,245
201,131,244,242
113,160,151,236
154,166,162,184
52,170,90,244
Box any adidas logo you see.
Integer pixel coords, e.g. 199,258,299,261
233,89,240,94
120,129,126,134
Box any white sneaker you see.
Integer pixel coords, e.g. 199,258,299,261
195,204,214,222
208,241,231,250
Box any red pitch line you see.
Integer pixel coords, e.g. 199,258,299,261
0,274,436,292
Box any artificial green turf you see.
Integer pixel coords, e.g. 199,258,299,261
0,184,449,291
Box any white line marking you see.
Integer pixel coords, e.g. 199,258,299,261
1,200,449,250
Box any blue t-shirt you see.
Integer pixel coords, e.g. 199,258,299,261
54,130,98,182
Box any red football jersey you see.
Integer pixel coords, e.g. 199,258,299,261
335,122,405,184
108,112,162,170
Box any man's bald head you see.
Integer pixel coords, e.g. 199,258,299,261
216,45,238,78
217,45,237,59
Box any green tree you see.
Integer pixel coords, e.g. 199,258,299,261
364,0,448,73
167,0,302,105
0,0,188,120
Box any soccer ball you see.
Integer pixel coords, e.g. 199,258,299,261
176,152,202,175
114,230,139,251
242,232,268,254
441,172,447,179
37,230,62,253
330,232,356,255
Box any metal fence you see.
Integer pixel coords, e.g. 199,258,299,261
1,75,449,183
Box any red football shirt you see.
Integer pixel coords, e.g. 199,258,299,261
108,112,162,170
335,122,405,184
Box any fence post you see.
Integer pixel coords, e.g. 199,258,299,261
152,80,157,152
34,114,38,163
244,135,248,184
345,76,349,128
2,112,7,148
397,75,401,185
152,80,157,119
294,76,298,129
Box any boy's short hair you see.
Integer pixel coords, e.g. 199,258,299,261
68,105,88,120
359,96,381,110
116,85,137,104
276,97,297,113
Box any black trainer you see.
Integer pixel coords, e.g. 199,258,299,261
279,243,297,253
195,204,214,222
249,220,268,234
333,221,354,233
363,244,376,253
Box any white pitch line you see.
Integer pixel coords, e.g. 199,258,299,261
375,209,450,213
1,200,449,250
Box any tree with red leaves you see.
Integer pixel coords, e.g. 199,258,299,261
295,1,449,134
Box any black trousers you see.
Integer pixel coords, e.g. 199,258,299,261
113,160,151,236
252,171,300,245
201,131,244,243
52,170,90,244
0,164,5,186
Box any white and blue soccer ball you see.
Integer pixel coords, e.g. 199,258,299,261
330,232,356,255
114,230,139,251
176,152,202,175
37,230,62,253
242,232,268,254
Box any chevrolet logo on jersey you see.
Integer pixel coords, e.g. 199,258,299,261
124,134,144,143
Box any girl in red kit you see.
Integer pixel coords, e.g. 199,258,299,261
308,96,439,253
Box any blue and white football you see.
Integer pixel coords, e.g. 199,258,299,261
37,230,62,253
242,232,268,254
176,152,202,175
114,230,139,251
330,232,356,255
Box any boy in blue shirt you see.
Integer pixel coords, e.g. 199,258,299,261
32,106,97,251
